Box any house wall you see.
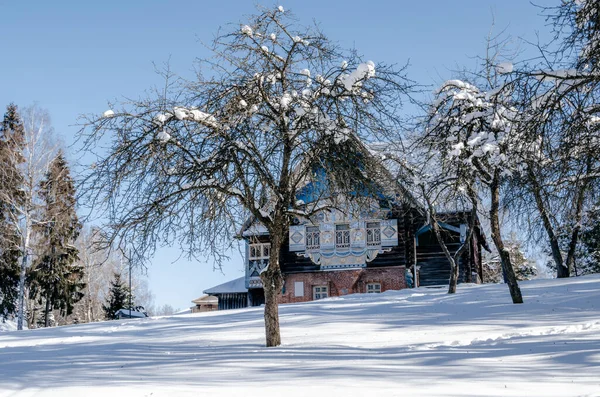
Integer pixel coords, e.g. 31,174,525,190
279,266,407,304
213,293,248,310
242,203,485,301
413,210,485,286
191,303,218,313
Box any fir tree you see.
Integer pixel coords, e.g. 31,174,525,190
0,104,25,319
27,151,84,327
577,204,600,275
102,273,132,320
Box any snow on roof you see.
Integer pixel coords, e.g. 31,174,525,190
115,309,147,318
191,295,218,305
203,277,248,295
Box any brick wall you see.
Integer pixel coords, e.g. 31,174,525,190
279,266,406,304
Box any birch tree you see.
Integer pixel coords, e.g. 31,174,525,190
0,104,58,330
78,7,412,346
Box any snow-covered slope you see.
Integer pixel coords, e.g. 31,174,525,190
1,276,599,396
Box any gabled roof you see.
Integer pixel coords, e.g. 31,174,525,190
191,295,218,305
203,277,248,295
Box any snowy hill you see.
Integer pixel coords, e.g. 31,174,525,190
1,276,599,397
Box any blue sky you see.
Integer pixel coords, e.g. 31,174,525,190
0,0,555,310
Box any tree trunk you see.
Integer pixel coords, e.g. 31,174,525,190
528,170,566,277
429,218,459,294
424,187,475,295
17,253,27,330
44,297,51,328
260,232,283,347
564,170,588,278
17,216,31,331
490,173,523,304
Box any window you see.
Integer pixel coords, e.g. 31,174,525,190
367,283,381,293
294,281,304,297
249,243,270,260
313,285,328,300
366,222,381,246
335,224,350,249
306,226,320,250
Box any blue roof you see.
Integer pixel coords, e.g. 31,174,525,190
203,277,248,294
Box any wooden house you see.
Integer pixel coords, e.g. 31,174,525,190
242,187,488,306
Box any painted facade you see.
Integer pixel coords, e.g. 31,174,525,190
242,201,486,305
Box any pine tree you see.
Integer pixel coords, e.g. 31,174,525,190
102,273,132,320
0,104,25,320
27,151,84,327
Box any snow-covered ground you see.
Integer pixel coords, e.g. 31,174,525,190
1,276,599,397
0,319,18,333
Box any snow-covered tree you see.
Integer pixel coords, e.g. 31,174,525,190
421,75,536,304
79,7,412,346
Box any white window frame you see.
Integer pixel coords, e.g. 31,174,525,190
367,282,382,293
335,224,350,249
313,285,329,300
249,243,270,260
306,226,320,251
366,221,381,246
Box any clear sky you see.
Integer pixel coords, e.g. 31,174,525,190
0,0,556,311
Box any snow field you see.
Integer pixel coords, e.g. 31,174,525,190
1,275,599,396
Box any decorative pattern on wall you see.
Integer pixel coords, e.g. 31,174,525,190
289,216,398,270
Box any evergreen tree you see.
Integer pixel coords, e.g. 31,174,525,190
27,151,84,327
102,273,132,320
577,204,600,275
0,104,25,319
482,238,538,283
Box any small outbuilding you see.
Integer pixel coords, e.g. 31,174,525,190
190,295,218,313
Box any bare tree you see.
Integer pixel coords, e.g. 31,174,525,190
71,227,108,323
420,182,478,294
155,304,175,316
78,7,412,346
503,0,600,277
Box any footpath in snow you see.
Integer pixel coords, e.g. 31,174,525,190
1,275,599,396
